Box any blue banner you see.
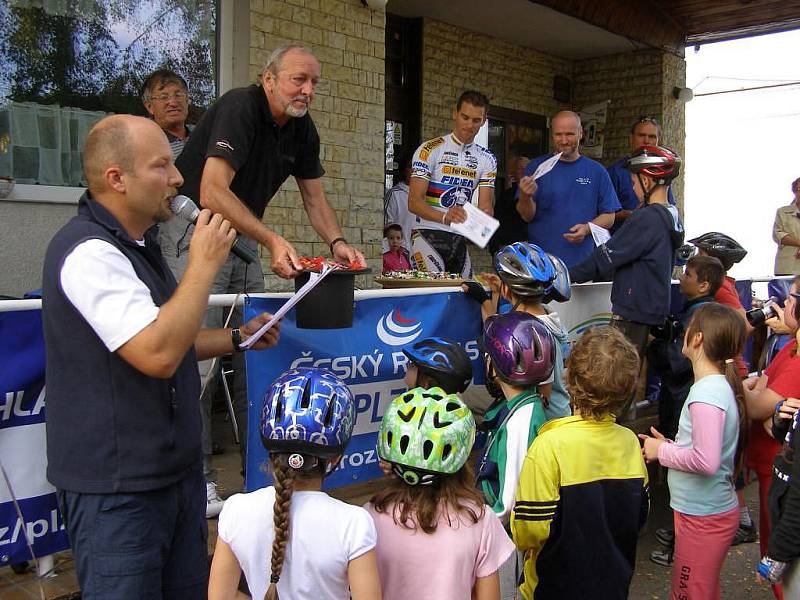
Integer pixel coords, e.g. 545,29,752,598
0,310,69,566
244,291,484,491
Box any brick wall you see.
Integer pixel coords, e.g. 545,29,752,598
249,0,386,291
573,49,687,209
419,18,572,274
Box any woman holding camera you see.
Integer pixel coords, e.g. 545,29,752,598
773,178,800,276
744,275,800,600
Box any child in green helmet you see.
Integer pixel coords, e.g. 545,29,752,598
367,387,514,600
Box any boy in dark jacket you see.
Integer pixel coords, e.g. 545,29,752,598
649,254,725,439
569,145,683,361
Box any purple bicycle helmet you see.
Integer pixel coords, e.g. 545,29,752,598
482,312,555,387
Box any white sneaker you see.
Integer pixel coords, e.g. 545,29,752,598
206,482,224,518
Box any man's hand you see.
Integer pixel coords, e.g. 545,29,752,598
188,209,236,271
239,312,281,351
267,234,302,279
444,206,467,225
332,241,366,267
480,272,503,296
563,223,590,244
518,175,537,199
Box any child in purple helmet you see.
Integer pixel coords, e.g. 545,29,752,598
477,311,555,526
477,312,556,598
464,241,572,421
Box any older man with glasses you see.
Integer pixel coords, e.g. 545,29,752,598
607,116,676,233
141,69,191,159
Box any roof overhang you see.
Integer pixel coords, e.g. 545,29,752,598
389,0,800,59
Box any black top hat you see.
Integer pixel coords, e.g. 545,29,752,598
293,267,371,329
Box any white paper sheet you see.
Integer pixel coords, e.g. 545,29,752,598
449,201,499,249
532,152,562,180
588,221,611,246
239,264,337,349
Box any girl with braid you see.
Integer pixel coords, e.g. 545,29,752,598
209,368,381,600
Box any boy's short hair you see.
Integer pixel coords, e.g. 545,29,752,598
686,255,725,296
566,326,639,420
384,223,403,237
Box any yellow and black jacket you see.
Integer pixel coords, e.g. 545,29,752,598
511,415,649,600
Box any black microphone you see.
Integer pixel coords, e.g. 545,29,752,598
169,195,258,265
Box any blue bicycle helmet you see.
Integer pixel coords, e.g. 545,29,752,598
261,367,356,458
494,242,555,298
542,253,571,303
403,337,473,393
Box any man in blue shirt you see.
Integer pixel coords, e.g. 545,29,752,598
607,116,675,233
517,111,620,267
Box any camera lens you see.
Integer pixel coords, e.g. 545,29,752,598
746,307,768,327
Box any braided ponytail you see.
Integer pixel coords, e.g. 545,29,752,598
265,460,296,600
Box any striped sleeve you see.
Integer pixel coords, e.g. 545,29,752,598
511,434,560,560
494,404,536,524
478,151,497,187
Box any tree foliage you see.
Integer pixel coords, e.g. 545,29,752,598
0,0,216,114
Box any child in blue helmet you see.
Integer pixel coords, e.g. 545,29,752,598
464,241,572,420
379,337,474,477
208,367,381,600
402,336,473,394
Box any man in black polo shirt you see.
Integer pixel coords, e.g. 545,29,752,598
41,115,281,598
173,44,364,501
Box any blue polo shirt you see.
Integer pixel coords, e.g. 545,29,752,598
524,154,620,267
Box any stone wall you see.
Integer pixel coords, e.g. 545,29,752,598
419,18,573,273
419,19,572,141
246,5,686,285
249,0,386,290
573,49,687,208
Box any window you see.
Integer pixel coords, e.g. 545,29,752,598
0,0,217,192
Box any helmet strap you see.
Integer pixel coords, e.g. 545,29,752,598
637,173,652,206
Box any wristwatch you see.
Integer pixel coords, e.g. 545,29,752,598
231,328,245,353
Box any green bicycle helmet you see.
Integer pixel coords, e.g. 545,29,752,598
377,387,476,486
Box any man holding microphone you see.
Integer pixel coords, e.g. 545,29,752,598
42,115,281,598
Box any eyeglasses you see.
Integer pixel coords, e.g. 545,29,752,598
637,116,659,126
150,91,188,102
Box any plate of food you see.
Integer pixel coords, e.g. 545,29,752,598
375,270,465,288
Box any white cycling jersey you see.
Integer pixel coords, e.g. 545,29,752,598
411,133,497,232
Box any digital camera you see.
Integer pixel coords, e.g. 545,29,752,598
746,300,777,327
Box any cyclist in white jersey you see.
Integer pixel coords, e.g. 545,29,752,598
408,90,497,277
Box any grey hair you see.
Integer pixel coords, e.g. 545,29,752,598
260,44,315,78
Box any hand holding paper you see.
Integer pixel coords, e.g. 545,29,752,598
587,222,611,246
532,152,562,180
449,201,499,249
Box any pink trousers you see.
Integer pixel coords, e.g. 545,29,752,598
672,506,739,600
